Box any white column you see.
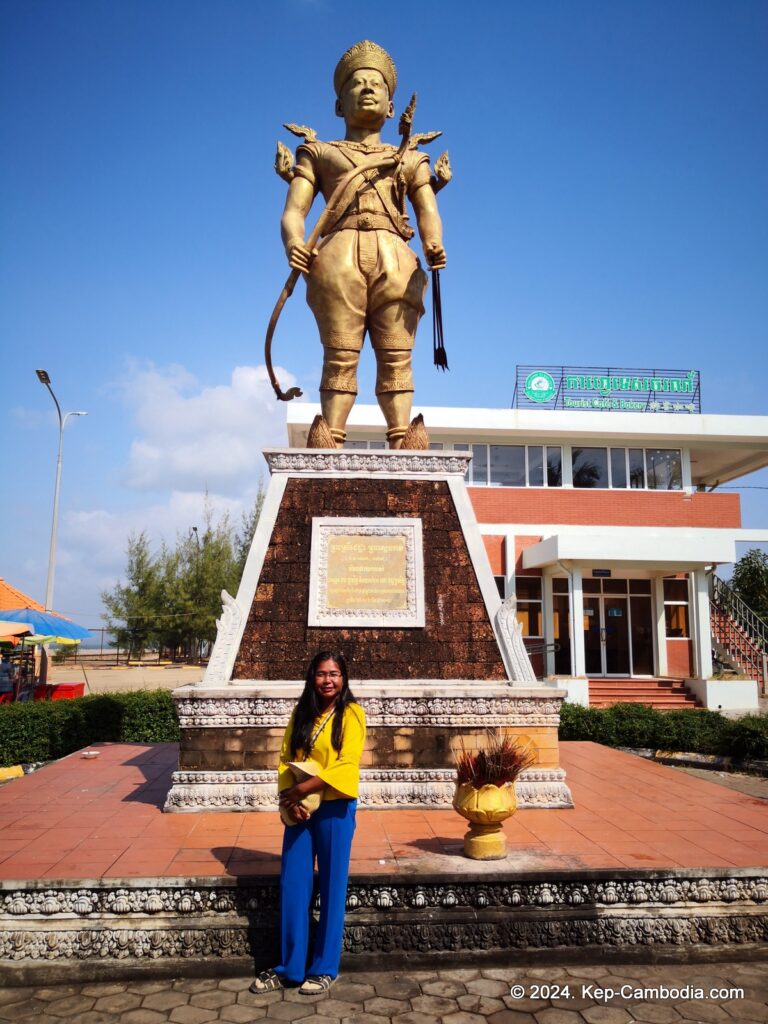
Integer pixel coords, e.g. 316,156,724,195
570,566,586,677
654,576,668,677
505,531,516,598
542,568,555,677
691,569,713,680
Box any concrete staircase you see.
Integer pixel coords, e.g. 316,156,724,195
710,575,767,693
589,677,701,709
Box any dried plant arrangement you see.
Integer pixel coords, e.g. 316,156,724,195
455,730,536,788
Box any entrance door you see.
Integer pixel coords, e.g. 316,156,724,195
583,596,603,675
603,597,630,675
580,578,655,676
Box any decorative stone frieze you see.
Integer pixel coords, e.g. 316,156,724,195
174,689,565,729
264,449,472,477
2,872,766,975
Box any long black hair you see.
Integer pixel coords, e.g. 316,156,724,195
289,651,358,759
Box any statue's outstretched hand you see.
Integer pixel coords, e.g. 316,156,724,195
287,241,317,274
425,241,447,270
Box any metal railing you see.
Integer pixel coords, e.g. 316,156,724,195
710,574,768,693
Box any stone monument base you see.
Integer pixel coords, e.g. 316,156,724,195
164,682,573,811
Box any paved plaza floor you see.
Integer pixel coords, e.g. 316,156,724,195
1,960,766,1023
1,741,767,880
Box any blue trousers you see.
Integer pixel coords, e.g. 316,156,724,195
275,798,356,983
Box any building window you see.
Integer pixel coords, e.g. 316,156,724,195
572,447,683,490
663,578,690,638
467,445,563,487
572,447,610,488
490,445,526,486
647,449,683,490
516,576,543,638
494,576,506,598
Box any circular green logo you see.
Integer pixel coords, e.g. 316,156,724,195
524,371,556,403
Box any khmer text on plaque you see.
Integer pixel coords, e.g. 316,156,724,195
308,517,425,628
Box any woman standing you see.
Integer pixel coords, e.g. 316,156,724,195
251,650,366,996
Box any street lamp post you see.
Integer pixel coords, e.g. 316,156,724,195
36,369,88,612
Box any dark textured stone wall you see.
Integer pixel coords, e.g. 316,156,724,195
231,477,506,681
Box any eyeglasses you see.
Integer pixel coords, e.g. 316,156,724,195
315,671,342,680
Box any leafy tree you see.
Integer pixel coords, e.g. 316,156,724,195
101,532,161,658
101,489,265,661
730,548,768,622
235,483,266,577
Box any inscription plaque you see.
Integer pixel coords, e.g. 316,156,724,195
308,517,425,628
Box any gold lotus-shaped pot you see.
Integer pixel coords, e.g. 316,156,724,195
452,781,517,860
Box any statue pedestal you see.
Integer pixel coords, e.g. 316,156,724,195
164,450,573,811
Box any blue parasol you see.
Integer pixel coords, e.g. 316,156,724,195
0,608,92,642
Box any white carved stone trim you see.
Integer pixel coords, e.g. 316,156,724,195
172,691,565,729
308,517,425,628
495,594,538,683
201,591,243,686
203,473,288,685
264,448,471,477
163,767,573,811
446,475,537,685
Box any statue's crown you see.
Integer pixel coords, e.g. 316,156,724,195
333,40,397,98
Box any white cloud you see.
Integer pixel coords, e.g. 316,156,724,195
52,486,264,623
119,362,300,494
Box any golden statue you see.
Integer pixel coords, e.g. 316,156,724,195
266,40,451,449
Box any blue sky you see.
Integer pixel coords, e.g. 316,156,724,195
1,0,767,626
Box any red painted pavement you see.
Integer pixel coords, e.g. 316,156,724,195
0,742,765,882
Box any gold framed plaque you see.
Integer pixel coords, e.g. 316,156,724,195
308,517,425,628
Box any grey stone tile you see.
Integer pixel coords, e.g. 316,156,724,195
0,999,51,1021
533,1011,586,1024
343,1015,389,1024
720,998,768,1019
217,978,253,993
68,1013,121,1024
220,1005,269,1023
441,969,482,982
411,994,459,1015
441,1013,488,1024
364,997,411,1016
626,1006,682,1024
581,1009,633,1024
31,987,82,1002
457,993,506,1015
422,980,468,998
118,1011,169,1024
315,1000,361,1018
39,994,96,1017
126,982,172,995
93,994,143,1015
674,1001,729,1022
372,980,422,1001
142,991,192,1012
171,980,218,995
168,1006,218,1024
261,1002,318,1021
501,998,549,1013
236,989,284,1007
389,1013,441,1024
465,978,509,997
0,994,34,1010
328,982,375,1002
79,986,127,998
189,990,235,1010
488,1011,538,1024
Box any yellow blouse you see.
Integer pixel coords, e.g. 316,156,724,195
278,703,366,800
